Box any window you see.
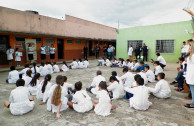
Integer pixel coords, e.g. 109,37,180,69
82,40,87,45
15,36,26,43
46,38,54,43
127,40,143,51
75,40,80,44
67,40,73,44
32,37,42,43
156,40,174,53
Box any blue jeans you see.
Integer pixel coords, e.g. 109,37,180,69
175,71,184,88
124,92,134,99
181,53,186,57
6,78,8,83
189,85,194,104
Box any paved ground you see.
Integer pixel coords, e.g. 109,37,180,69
0,60,193,126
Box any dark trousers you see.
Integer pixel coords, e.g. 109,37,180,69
160,63,166,69
135,54,140,60
124,92,134,99
175,71,184,88
96,52,99,59
143,53,148,61
84,52,87,59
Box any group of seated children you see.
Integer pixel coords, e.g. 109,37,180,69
69,59,90,69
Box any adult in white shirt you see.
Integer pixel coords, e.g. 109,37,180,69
4,79,35,115
120,68,135,88
145,65,156,83
128,45,133,60
156,53,166,69
15,48,21,67
148,73,171,98
53,62,60,73
124,77,152,111
6,46,13,66
6,66,19,84
49,44,56,63
181,41,187,57
87,70,106,95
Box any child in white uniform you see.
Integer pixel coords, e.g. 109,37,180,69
154,61,163,80
61,61,69,72
125,77,152,111
4,79,35,115
53,62,60,73
83,59,90,68
19,64,30,77
6,66,19,84
120,68,135,88
148,73,171,98
145,65,155,83
93,81,115,117
78,59,84,69
23,69,32,87
63,76,74,94
31,62,40,77
67,81,93,113
39,62,48,76
46,62,53,74
69,59,78,69
136,69,148,85
28,73,40,95
130,60,140,71
105,59,112,67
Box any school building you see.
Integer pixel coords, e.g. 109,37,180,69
116,20,194,62
0,6,116,68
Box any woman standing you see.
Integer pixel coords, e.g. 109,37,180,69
6,46,13,66
128,45,133,60
49,44,55,63
40,44,46,63
185,41,194,108
15,48,21,67
27,43,34,64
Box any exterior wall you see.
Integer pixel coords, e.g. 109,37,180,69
116,21,193,62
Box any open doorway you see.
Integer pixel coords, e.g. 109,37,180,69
57,39,64,59
89,41,93,56
0,35,9,65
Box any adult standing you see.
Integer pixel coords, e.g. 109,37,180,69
107,44,113,60
49,44,56,63
142,43,149,62
40,44,46,63
128,45,133,60
83,45,88,59
111,44,116,59
181,41,187,57
95,44,101,59
134,45,141,60
185,41,194,108
103,44,108,58
15,48,21,67
6,46,13,66
27,43,34,64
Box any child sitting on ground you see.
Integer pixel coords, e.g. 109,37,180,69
61,61,69,72
105,58,112,67
19,64,30,77
154,61,163,80
124,77,152,111
145,65,156,83
78,59,84,69
69,59,78,69
53,62,60,73
67,81,93,113
135,69,148,85
6,66,19,84
23,69,32,87
4,79,35,115
39,62,48,76
83,59,90,68
130,60,140,71
148,73,171,99
93,81,115,117
28,73,40,95
63,76,74,95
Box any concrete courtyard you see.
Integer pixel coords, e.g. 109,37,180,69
0,60,194,126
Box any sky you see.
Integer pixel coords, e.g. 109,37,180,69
0,0,193,28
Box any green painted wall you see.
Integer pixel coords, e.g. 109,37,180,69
116,21,193,62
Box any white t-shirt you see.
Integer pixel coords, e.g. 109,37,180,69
181,45,187,53
157,56,166,65
120,72,135,87
6,49,13,60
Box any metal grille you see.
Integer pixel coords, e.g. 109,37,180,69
127,40,143,51
156,40,174,53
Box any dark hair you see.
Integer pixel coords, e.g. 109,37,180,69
158,73,165,79
73,59,76,61
26,69,32,77
32,62,37,74
15,48,18,51
30,73,40,87
63,61,68,67
183,41,186,43
134,74,141,81
25,64,29,68
136,77,144,86
10,66,15,71
188,39,193,42
99,81,108,90
41,74,52,93
63,76,67,82
8,46,11,49
16,79,25,87
154,61,160,65
179,57,184,62
123,67,128,73
156,53,160,56
56,75,64,85
140,61,144,65
126,59,130,62
85,59,88,61
97,70,102,75
109,76,119,83
145,65,150,70
41,62,44,66
135,69,141,72
133,59,137,63
112,71,117,76
75,81,82,91
79,59,82,62
53,62,56,65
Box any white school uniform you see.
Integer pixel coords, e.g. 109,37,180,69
157,56,166,65
185,44,190,54
138,72,148,85
120,72,135,88
91,75,106,95
94,90,112,117
46,64,53,74
116,76,125,98
78,61,84,69
19,68,30,77
186,54,194,85
146,70,156,82
128,62,134,69
72,90,93,113
28,79,40,95
70,61,78,69
125,86,152,111
112,60,119,65
154,65,163,76
23,76,32,87
128,47,133,56
63,82,73,92
8,70,19,84
39,66,48,76
53,64,60,73
61,64,69,72
121,61,128,67
36,81,54,102
105,59,112,67
148,79,171,98
6,49,13,60
83,60,90,68
9,86,35,115
15,51,21,61
107,81,122,99
181,45,186,53
31,66,40,76
98,59,105,66
131,63,140,71
47,84,69,113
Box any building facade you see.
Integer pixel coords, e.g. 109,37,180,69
0,6,116,68
116,20,193,62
